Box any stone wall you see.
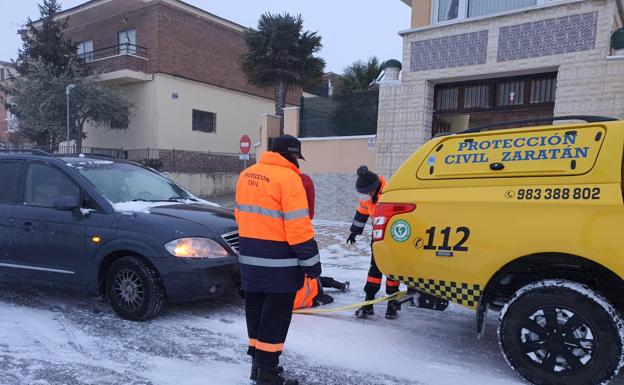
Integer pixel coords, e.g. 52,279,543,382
308,173,360,222
167,172,239,197
377,0,624,177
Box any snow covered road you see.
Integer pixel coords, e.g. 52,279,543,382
1,221,623,385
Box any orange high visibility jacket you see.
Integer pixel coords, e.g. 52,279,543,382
235,152,322,293
293,276,320,309
350,176,386,235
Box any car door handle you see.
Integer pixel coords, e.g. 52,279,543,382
23,222,33,232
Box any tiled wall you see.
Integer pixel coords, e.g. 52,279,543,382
378,0,623,178
498,12,598,62
410,31,489,72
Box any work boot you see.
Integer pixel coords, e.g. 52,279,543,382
385,301,398,319
250,360,283,382
256,368,298,385
355,304,374,318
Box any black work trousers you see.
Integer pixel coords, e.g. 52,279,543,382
319,276,344,289
364,251,400,299
245,291,297,370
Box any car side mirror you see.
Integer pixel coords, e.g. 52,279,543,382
54,196,80,211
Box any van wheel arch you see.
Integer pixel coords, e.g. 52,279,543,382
476,253,624,338
98,251,161,296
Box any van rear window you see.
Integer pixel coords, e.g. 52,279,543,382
418,125,606,179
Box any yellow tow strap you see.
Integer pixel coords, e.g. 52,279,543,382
293,291,408,315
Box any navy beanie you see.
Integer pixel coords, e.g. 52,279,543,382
355,166,380,194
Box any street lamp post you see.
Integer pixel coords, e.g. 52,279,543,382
66,84,76,152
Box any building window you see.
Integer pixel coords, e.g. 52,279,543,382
437,0,461,22
77,40,94,62
192,109,216,134
497,80,525,107
464,85,490,109
6,101,18,132
530,77,557,104
434,72,557,113
118,28,137,55
435,87,459,111
468,0,537,18
433,0,556,24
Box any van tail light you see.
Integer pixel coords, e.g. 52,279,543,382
372,203,416,242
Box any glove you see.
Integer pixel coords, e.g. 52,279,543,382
346,232,357,245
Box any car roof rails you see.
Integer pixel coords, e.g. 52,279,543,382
0,149,52,157
456,115,618,135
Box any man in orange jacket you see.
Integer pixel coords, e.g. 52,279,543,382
236,135,321,385
347,165,401,319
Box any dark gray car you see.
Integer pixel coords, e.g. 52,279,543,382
0,150,239,320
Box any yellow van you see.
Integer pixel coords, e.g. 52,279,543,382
372,116,624,385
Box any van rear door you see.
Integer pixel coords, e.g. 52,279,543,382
418,125,606,180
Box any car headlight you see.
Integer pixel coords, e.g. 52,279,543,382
165,238,229,258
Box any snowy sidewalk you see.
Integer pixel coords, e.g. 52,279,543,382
1,221,623,385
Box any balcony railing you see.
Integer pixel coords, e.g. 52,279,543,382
81,43,149,75
80,43,148,61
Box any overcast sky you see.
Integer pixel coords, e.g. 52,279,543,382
0,0,410,73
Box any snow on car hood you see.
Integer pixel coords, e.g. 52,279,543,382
113,199,219,213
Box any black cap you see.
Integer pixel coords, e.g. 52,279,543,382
272,134,305,160
356,165,380,194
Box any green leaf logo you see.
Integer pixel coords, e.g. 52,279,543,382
390,220,411,242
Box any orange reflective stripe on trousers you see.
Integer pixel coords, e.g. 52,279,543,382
255,341,285,353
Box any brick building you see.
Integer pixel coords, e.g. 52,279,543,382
46,0,298,153
377,0,624,176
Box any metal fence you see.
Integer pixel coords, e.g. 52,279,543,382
6,145,254,174
125,149,255,174
299,90,379,137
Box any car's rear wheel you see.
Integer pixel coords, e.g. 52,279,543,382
106,256,165,321
498,280,624,385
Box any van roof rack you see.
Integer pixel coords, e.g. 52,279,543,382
0,149,51,156
453,115,618,135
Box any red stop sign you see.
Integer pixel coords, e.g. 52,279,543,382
240,135,251,154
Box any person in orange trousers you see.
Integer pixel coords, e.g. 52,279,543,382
347,166,401,319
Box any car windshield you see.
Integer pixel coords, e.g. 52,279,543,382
70,160,196,204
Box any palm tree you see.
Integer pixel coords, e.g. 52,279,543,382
336,57,383,95
241,13,325,118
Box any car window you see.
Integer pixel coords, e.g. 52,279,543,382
24,163,80,208
71,161,192,204
0,161,22,204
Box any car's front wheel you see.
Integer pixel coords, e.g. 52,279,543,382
498,279,624,385
106,256,165,321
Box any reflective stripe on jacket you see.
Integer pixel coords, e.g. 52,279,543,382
235,152,322,293
350,176,386,235
293,276,320,309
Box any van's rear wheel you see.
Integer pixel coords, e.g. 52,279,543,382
106,256,165,321
498,280,624,385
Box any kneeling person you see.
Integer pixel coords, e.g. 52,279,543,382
294,276,350,310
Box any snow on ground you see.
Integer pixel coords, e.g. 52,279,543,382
1,221,624,385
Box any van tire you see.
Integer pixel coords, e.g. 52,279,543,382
106,256,165,321
498,280,624,385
